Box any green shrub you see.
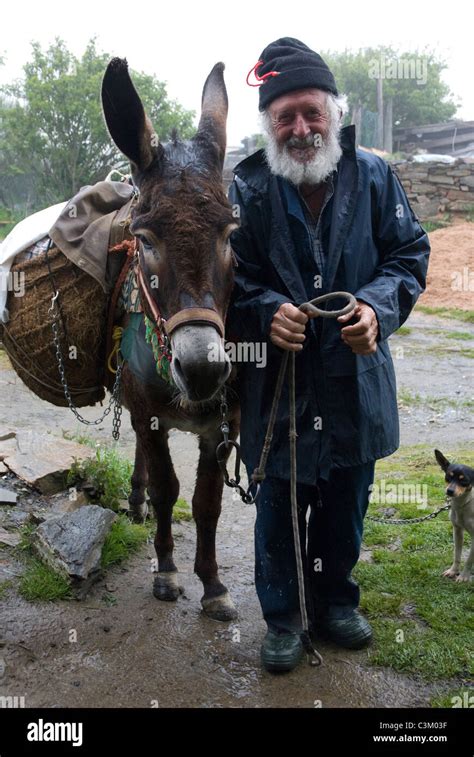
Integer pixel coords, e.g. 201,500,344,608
67,446,133,510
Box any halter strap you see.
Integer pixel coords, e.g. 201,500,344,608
136,247,224,338
164,308,224,338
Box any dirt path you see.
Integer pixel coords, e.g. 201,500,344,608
418,223,474,311
0,307,472,708
390,310,473,447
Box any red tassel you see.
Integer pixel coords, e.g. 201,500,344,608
246,59,280,87
109,239,136,256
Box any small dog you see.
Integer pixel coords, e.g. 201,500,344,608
435,449,474,582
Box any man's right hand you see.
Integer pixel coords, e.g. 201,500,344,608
270,303,309,352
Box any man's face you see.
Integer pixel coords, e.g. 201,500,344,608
262,87,342,187
267,89,330,164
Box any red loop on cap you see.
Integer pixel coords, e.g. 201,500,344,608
246,59,280,87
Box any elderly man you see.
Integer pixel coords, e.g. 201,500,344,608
227,37,430,673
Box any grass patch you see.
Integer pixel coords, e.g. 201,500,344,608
397,388,474,409
101,514,149,569
415,305,474,324
445,331,474,341
173,498,193,522
19,559,72,601
419,344,474,359
62,430,98,448
430,688,474,708
15,524,72,601
13,507,150,603
0,579,14,599
67,446,133,510
394,326,412,336
398,388,424,407
422,217,451,233
357,444,474,680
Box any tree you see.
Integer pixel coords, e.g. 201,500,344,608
322,46,460,143
0,38,196,208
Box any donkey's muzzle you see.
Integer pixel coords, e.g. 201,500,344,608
170,323,230,401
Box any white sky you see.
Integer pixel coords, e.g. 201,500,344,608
1,0,471,147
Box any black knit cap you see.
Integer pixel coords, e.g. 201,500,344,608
256,37,338,110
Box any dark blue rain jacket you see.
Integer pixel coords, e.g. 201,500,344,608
226,125,430,483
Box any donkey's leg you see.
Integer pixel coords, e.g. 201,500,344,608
128,425,149,523
193,422,238,621
145,427,183,602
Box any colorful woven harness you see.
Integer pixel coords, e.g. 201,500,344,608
143,311,173,385
107,240,175,387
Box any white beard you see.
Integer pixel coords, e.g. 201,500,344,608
262,114,342,186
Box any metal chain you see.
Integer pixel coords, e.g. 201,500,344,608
48,292,123,440
366,502,451,525
216,388,259,504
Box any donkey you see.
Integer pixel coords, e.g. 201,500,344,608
101,59,240,621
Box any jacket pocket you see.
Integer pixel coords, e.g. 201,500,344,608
322,341,388,376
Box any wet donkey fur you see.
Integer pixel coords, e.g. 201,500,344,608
102,59,240,620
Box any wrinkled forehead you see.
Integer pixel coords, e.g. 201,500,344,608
268,88,329,118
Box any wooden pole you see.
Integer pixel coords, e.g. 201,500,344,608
352,103,362,146
384,97,393,153
376,77,384,150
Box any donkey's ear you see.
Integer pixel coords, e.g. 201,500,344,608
102,58,160,172
435,449,450,472
195,62,228,169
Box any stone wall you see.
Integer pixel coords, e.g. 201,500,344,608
223,151,474,222
391,159,474,220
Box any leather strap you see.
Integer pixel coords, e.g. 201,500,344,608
136,263,162,326
103,239,137,387
164,308,224,338
136,249,224,338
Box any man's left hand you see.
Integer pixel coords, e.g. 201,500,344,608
337,301,378,355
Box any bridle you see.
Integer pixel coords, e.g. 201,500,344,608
135,234,225,343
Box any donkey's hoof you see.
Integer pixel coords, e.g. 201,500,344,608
129,500,148,523
153,572,183,601
201,591,238,621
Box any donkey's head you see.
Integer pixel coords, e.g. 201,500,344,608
102,59,236,402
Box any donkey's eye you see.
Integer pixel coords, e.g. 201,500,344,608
137,235,156,254
222,224,239,252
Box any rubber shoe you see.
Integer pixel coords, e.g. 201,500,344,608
260,630,303,673
317,610,372,649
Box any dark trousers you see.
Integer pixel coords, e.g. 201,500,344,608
250,462,375,633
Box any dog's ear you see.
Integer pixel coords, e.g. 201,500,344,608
435,449,450,472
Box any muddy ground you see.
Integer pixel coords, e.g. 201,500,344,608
0,308,472,708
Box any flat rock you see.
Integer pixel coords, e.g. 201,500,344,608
0,556,25,579
0,509,30,529
0,527,21,547
0,462,8,474
33,505,117,581
0,430,95,494
27,490,90,525
0,487,17,505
